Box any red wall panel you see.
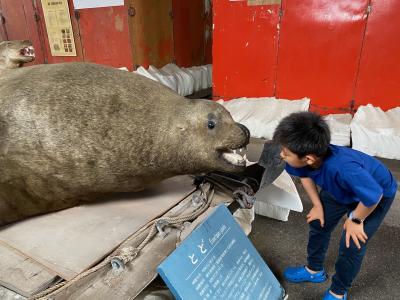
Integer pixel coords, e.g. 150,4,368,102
213,0,280,99
77,6,134,70
354,0,400,110
173,0,210,67
275,0,369,114
128,0,174,69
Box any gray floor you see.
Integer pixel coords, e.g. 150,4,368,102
249,158,400,300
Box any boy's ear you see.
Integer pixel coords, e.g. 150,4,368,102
304,154,319,165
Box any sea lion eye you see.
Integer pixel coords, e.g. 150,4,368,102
207,120,216,129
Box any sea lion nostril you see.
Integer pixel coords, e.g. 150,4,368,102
237,123,250,144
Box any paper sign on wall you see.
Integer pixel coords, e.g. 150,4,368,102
247,0,281,5
41,0,76,57
73,0,124,9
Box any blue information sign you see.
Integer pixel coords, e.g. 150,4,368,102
157,205,286,300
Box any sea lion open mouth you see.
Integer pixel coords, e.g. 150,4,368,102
20,46,35,58
219,147,248,167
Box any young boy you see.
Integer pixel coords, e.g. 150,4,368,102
273,111,397,300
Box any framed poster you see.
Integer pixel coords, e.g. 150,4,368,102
41,0,76,56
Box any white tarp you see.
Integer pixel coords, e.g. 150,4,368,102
218,98,353,147
254,170,303,221
324,113,352,146
217,97,310,139
133,63,212,96
351,104,400,160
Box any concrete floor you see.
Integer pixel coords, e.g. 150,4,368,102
249,158,400,300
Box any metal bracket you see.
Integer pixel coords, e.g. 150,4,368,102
366,5,372,15
74,10,80,21
34,12,40,22
128,6,136,17
191,189,206,207
156,219,170,238
111,257,125,270
233,190,256,209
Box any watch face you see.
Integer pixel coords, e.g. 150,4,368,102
351,218,362,224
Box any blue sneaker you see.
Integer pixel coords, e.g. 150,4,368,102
323,289,348,300
284,266,327,283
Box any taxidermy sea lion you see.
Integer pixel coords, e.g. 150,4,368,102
0,63,250,225
0,40,35,74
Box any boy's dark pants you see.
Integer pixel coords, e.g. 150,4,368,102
307,190,395,295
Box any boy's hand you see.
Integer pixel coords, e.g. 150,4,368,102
306,205,325,227
343,218,368,249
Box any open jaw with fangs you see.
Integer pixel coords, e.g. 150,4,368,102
221,147,250,167
0,40,35,73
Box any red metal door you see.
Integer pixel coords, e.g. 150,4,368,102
0,0,45,65
128,0,174,69
76,5,133,70
354,0,400,110
213,0,281,99
275,0,370,114
172,0,211,67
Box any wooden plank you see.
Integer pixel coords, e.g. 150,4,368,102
0,286,25,300
0,176,194,281
45,184,216,300
0,241,59,297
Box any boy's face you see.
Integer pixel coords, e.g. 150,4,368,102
280,146,309,168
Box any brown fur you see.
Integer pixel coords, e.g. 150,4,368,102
0,63,249,225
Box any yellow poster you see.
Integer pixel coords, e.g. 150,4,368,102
41,0,77,56
247,0,281,5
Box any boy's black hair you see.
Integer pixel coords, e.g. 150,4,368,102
273,111,331,158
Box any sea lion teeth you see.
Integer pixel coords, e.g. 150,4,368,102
0,40,35,73
222,152,246,166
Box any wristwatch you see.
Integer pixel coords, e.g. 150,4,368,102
349,211,364,224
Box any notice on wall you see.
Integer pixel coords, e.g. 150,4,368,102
73,0,124,9
41,0,76,56
247,0,281,5
157,205,286,300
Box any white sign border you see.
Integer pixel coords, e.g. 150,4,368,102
73,0,124,9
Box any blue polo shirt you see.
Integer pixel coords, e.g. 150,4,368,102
286,145,398,207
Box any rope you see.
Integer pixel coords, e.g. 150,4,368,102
31,184,213,300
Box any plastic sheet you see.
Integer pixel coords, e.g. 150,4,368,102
351,104,400,159
217,97,310,139
134,63,212,96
